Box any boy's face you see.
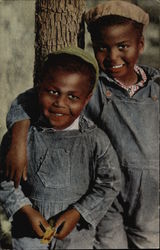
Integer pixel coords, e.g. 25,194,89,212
92,23,144,84
38,69,92,129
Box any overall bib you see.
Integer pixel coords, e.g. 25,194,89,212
95,78,159,249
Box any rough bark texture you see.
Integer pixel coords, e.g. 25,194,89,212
34,0,86,85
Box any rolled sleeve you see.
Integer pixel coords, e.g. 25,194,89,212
6,105,31,129
0,180,32,221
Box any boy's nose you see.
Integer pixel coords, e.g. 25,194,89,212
109,48,118,61
53,95,66,107
103,48,119,67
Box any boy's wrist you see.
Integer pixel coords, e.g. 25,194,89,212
69,205,91,230
70,207,81,219
19,204,32,215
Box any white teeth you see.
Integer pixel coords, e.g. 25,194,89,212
112,64,123,69
55,113,63,116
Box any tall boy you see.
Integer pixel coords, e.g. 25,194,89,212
84,1,159,248
0,47,121,249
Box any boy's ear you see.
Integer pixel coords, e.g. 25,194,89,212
85,92,93,105
138,35,145,55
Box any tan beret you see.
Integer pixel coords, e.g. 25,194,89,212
85,0,149,28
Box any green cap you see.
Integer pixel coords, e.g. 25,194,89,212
52,46,99,89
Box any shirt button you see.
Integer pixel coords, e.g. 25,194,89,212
106,90,112,97
152,96,158,101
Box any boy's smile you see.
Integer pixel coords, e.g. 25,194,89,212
93,23,144,86
38,69,92,130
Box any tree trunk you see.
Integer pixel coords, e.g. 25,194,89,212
34,0,86,85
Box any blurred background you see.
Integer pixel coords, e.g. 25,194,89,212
0,0,159,248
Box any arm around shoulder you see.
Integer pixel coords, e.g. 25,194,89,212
6,87,38,129
5,120,30,187
5,87,38,187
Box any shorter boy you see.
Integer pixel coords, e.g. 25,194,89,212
0,47,121,249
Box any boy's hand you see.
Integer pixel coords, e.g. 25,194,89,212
6,143,27,188
19,205,50,238
6,120,30,188
54,208,80,239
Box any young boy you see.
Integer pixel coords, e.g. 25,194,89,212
0,47,121,250
84,1,159,249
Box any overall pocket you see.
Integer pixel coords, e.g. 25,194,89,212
37,148,71,188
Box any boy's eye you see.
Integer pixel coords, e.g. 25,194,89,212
48,90,59,95
93,45,107,52
98,47,106,52
118,44,128,50
68,94,79,100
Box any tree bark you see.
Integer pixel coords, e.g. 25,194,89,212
34,0,86,85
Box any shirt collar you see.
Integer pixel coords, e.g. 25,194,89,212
59,117,79,131
36,116,80,132
100,65,147,96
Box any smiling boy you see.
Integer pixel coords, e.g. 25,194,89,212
93,19,144,86
84,1,160,248
0,47,121,249
38,53,93,130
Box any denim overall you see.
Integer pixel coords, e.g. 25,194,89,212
85,66,160,249
0,115,121,250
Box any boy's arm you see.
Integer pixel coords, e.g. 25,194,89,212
5,88,38,187
6,120,30,188
0,133,50,238
0,131,31,220
6,87,38,129
72,132,121,229
0,180,49,238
